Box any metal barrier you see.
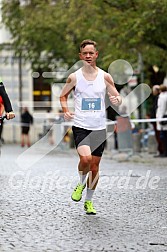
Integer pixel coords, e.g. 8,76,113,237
2,117,167,153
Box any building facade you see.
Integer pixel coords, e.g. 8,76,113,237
0,0,57,143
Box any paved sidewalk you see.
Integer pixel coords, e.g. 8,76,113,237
0,144,167,252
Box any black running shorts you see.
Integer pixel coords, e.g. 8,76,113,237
72,126,106,157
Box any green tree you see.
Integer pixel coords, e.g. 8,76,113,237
1,0,167,74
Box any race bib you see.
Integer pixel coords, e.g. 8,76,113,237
81,98,101,111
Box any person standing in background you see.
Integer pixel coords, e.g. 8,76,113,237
156,85,167,157
44,109,54,145
21,107,33,147
151,85,164,157
0,96,5,143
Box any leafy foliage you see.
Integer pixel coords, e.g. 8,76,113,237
1,0,167,73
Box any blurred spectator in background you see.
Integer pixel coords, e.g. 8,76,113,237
44,109,55,145
21,107,33,147
0,95,5,144
150,85,164,157
156,85,167,157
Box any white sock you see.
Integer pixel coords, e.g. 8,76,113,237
85,188,95,201
79,172,87,185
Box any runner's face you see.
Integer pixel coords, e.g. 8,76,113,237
79,45,98,66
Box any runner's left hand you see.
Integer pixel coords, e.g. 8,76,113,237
108,92,121,106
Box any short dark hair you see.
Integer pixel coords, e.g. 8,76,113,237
160,84,167,92
80,39,97,51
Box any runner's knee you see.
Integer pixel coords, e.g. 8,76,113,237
90,164,99,172
80,155,92,166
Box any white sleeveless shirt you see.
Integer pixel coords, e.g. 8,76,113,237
73,67,106,130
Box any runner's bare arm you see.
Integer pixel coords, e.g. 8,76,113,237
104,72,122,106
60,73,76,120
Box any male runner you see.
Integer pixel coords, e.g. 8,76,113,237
60,39,122,214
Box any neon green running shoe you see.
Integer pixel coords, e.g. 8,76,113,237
71,183,85,202
84,200,96,215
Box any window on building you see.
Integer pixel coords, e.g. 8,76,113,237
33,71,51,111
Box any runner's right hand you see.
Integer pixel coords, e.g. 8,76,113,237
64,112,74,121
